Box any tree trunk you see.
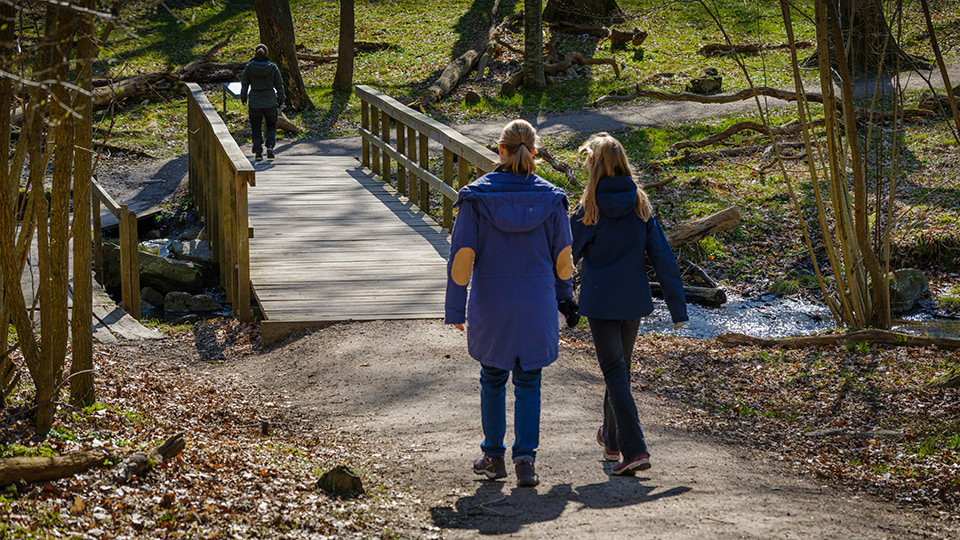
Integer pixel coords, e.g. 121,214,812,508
523,0,546,90
70,0,97,407
332,0,354,91
252,0,314,110
665,207,740,247
543,0,625,24
805,0,927,75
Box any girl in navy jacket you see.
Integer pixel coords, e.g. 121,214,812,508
445,120,575,487
570,133,688,475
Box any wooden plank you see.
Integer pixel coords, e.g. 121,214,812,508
381,108,391,184
91,178,121,218
396,119,407,196
370,103,380,176
185,83,255,182
361,100,369,167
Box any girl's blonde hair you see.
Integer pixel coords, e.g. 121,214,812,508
577,132,652,226
497,119,538,176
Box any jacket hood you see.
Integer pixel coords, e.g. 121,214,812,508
245,58,275,77
595,176,638,219
457,172,567,233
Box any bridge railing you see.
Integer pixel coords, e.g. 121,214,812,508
92,178,140,319
355,85,500,231
186,82,254,322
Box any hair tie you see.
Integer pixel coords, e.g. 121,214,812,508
518,142,527,149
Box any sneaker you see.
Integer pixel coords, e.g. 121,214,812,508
473,456,506,480
612,454,651,476
515,458,539,487
597,427,620,461
255,152,263,162
266,148,275,159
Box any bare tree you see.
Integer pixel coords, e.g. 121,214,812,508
332,0,354,92
252,0,314,110
523,0,546,90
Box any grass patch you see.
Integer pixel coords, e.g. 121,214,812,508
939,284,960,314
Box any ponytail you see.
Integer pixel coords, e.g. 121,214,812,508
497,120,538,176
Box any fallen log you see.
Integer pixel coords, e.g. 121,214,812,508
0,448,121,488
926,369,960,389
698,41,813,57
610,28,647,48
110,433,185,484
354,40,397,53
679,257,718,288
92,69,177,110
667,119,826,154
548,21,610,38
420,7,521,105
277,110,299,133
175,36,233,80
676,142,807,164
651,282,726,307
297,53,337,64
536,147,583,188
717,329,960,350
593,84,826,108
665,206,740,247
546,52,620,78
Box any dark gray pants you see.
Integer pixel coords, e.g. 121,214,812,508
249,106,278,154
588,317,649,460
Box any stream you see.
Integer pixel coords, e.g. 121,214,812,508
637,292,960,339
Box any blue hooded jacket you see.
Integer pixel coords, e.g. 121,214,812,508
445,171,574,371
570,176,688,323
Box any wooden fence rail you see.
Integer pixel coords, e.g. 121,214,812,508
92,178,140,319
355,85,500,231
186,82,254,322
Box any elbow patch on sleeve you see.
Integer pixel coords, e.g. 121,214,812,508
556,245,574,280
451,247,476,286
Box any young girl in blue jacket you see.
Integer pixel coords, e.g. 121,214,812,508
571,133,688,475
445,119,576,488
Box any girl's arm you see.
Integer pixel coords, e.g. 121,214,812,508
445,202,479,325
646,216,688,324
569,205,590,265
552,204,575,302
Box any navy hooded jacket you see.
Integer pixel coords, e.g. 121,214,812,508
240,58,285,109
570,176,688,323
445,171,574,371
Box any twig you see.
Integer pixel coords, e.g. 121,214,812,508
641,176,676,190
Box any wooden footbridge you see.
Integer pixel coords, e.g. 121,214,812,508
185,84,500,344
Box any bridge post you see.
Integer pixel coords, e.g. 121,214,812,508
381,109,391,184
408,126,418,205
361,100,370,167
443,148,454,231
371,104,381,176
419,132,430,214
396,120,406,196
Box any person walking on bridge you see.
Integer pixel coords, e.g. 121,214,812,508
571,133,688,476
240,43,285,162
445,119,578,488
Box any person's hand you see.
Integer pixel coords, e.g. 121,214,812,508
673,321,686,331
557,299,580,328
453,323,464,332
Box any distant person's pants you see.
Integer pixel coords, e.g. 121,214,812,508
588,317,649,460
249,106,278,154
479,362,542,462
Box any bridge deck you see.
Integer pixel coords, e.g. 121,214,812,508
248,155,450,344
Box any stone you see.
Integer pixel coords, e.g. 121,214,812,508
102,244,204,294
686,67,722,94
316,465,364,496
464,91,482,105
141,287,165,307
169,240,214,266
178,226,203,241
164,292,192,313
187,293,220,313
146,229,162,240
889,268,929,313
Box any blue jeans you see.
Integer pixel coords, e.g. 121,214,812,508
249,106,278,154
479,363,542,462
588,317,649,460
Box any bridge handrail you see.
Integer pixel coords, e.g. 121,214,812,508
355,85,500,231
91,177,140,319
185,82,254,322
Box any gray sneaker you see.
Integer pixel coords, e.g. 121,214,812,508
473,456,507,480
254,152,263,162
266,148,275,159
515,458,539,487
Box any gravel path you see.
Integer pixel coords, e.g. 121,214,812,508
236,320,949,539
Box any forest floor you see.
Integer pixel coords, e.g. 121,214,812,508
4,319,958,538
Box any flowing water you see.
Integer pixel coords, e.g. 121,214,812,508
636,293,960,339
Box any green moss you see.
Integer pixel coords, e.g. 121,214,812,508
939,284,960,313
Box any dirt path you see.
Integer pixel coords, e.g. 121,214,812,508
236,320,945,539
